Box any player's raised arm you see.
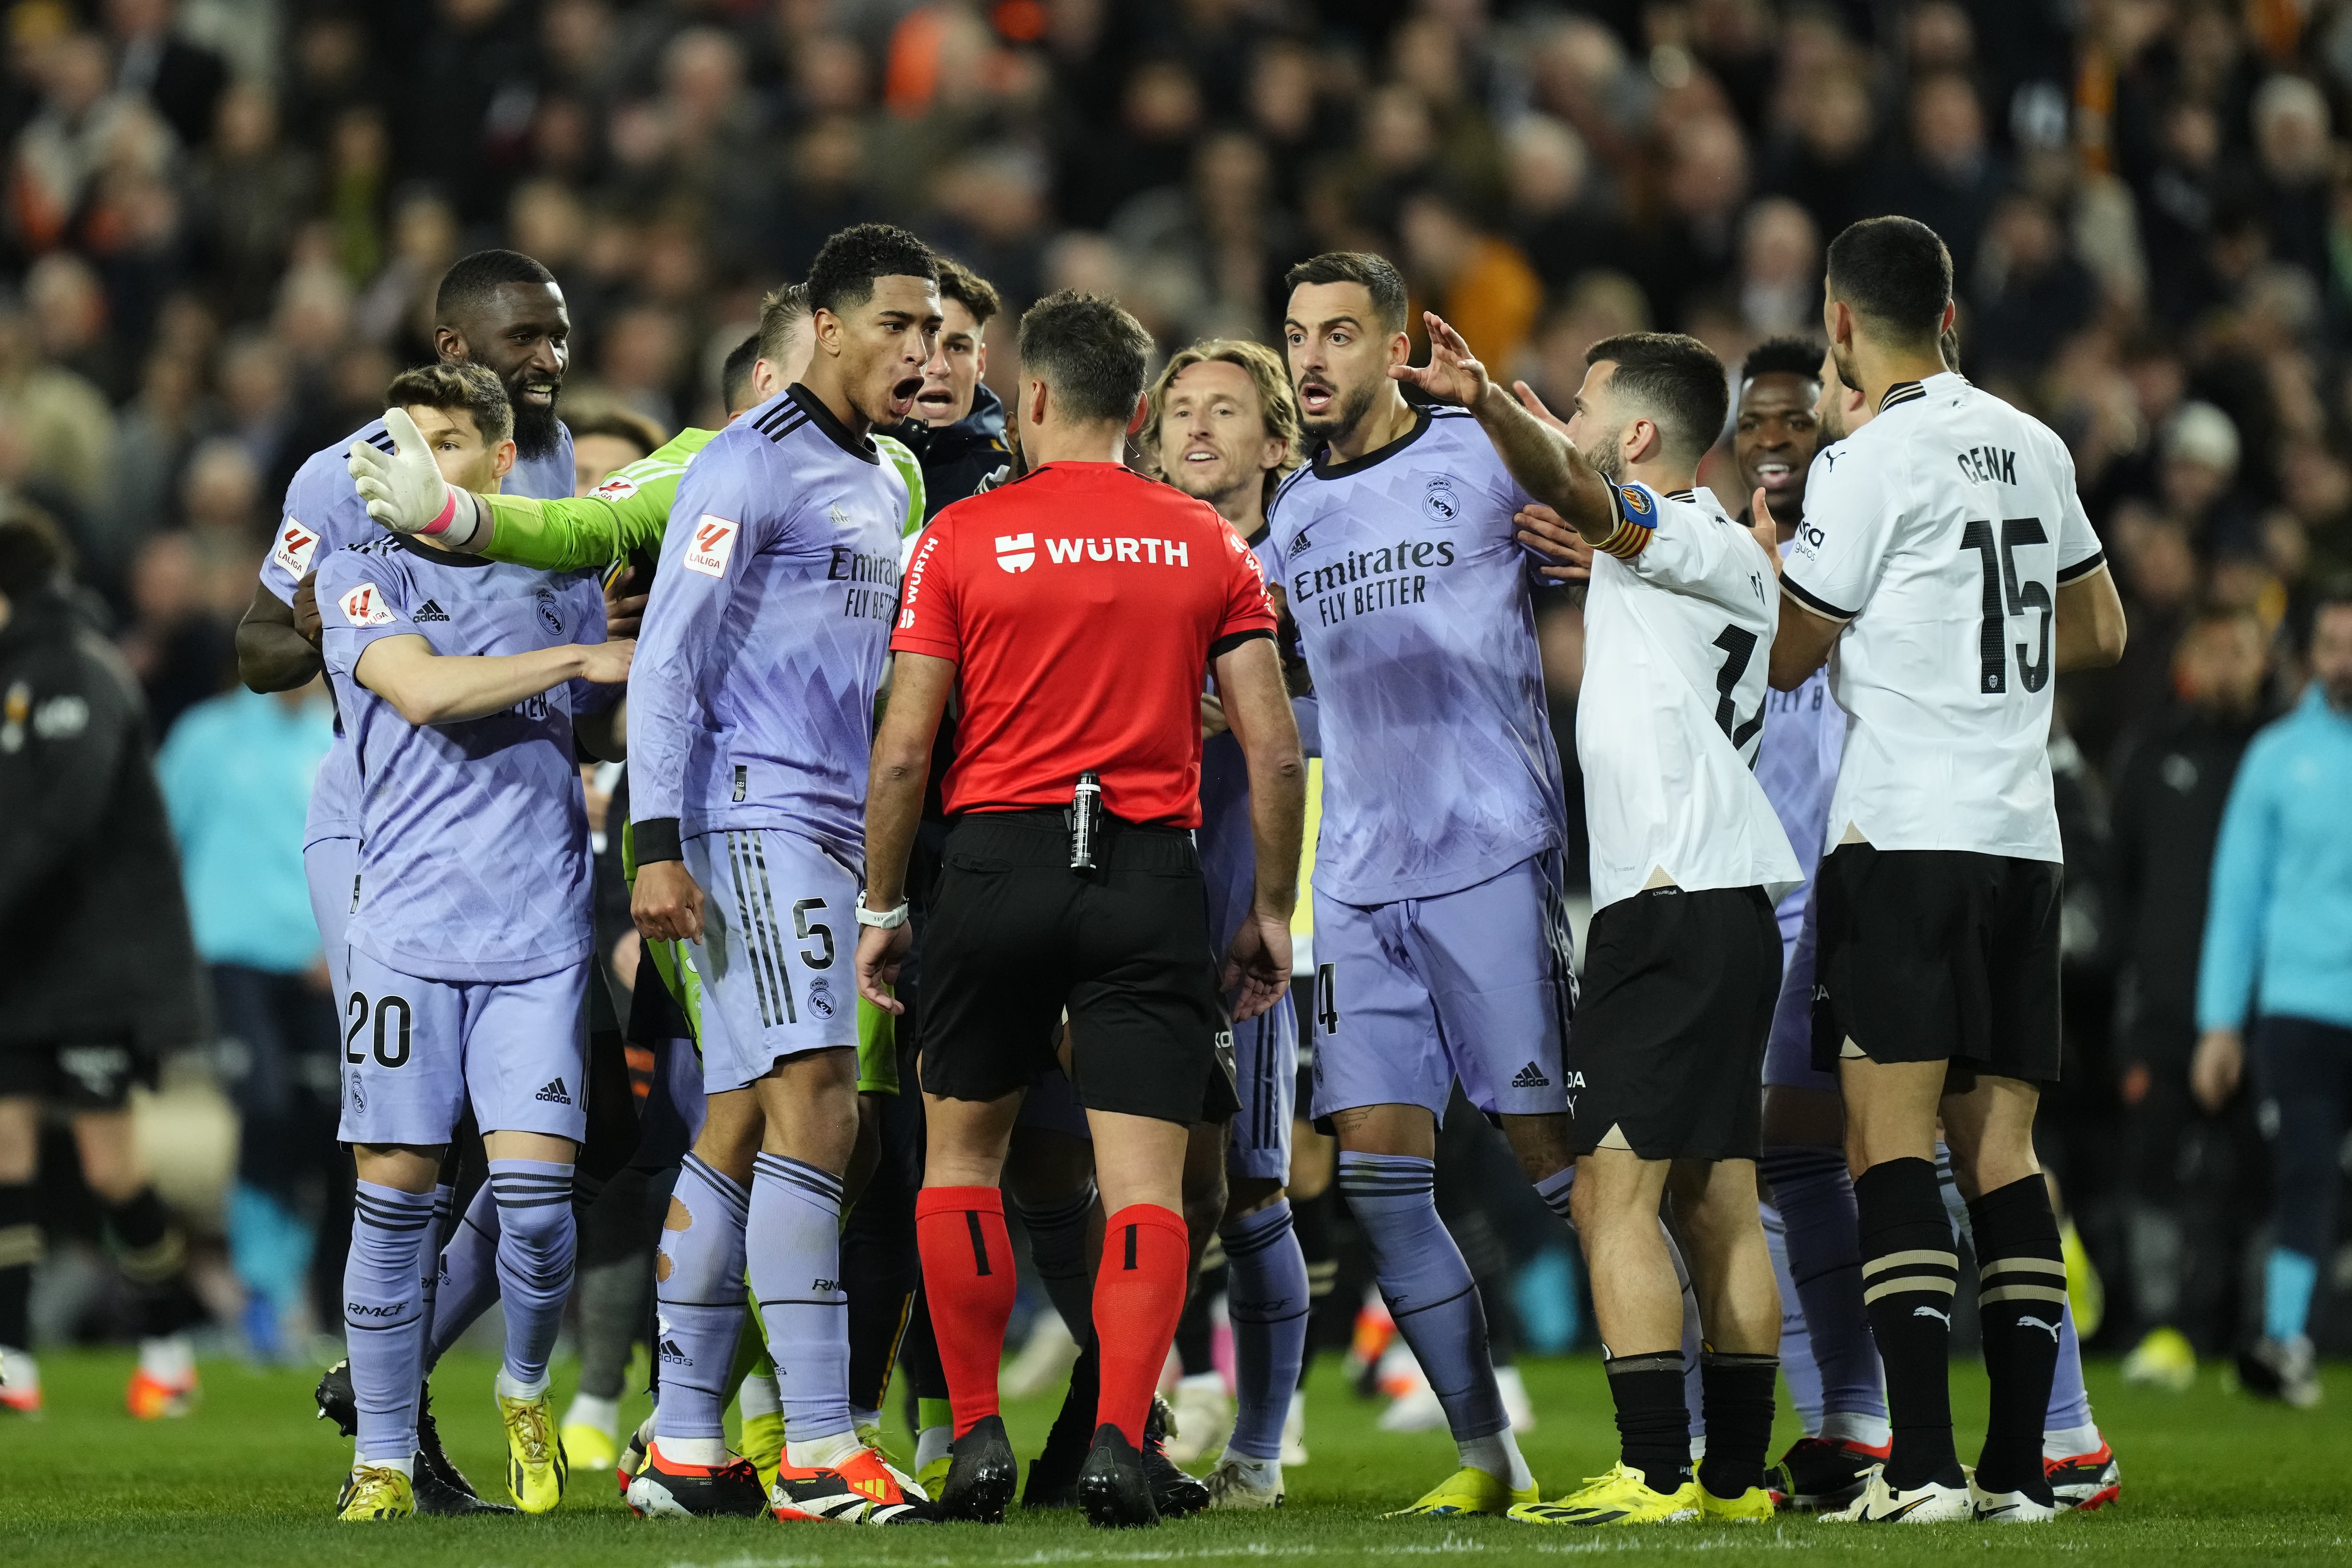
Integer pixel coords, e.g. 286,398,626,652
1391,311,1616,540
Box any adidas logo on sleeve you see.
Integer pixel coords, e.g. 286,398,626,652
1510,1061,1551,1089
532,1078,572,1105
413,599,450,622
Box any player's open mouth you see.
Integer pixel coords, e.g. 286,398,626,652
889,375,924,409
1184,447,1219,465
915,385,955,414
520,381,558,405
1753,460,1795,488
1298,379,1334,414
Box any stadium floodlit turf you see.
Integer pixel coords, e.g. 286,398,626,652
3,1348,2345,1564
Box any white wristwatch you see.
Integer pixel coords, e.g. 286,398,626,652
855,899,909,929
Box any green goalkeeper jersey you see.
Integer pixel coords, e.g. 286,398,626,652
478,424,927,569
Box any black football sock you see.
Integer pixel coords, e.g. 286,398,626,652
105,1186,193,1339
1604,1351,1691,1495
1290,1186,1337,1373
1696,1351,1779,1499
1856,1158,1961,1489
1968,1175,2065,1502
0,1181,35,1350
842,1175,920,1417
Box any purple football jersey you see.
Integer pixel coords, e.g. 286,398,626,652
316,536,611,983
1198,530,1313,955
628,387,908,869
268,419,574,848
1264,408,1566,904
1754,663,1844,939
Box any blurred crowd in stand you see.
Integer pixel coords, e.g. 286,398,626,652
4,0,2350,1385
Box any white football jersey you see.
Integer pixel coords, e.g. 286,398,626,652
1783,372,2106,862
1578,481,1801,912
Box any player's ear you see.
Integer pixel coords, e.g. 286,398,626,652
1388,326,1411,366
1822,295,1845,346
492,438,516,481
975,339,988,375
1625,417,1659,467
1027,378,1049,429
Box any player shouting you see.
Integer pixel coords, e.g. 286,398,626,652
622,224,939,1526
1267,252,1570,1519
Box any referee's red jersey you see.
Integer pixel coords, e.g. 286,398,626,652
891,461,1276,827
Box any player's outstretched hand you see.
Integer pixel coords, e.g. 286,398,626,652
1515,504,1592,582
1748,488,1785,579
856,921,913,1014
1390,310,1491,408
580,637,634,685
349,407,462,538
632,860,704,943
1223,911,1293,1020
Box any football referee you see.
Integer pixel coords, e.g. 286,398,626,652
853,291,1304,1528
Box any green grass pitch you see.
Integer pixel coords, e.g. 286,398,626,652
3,1349,2345,1564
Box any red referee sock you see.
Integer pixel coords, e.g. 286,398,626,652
1094,1203,1191,1447
915,1186,1017,1437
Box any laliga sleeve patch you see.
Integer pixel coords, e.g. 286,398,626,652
271,518,319,578
337,582,399,627
592,472,640,501
683,515,740,577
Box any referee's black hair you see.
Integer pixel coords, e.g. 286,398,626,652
1017,290,1155,427
720,333,761,413
805,223,938,319
1585,332,1728,467
1284,251,1409,334
1825,216,1952,347
435,249,558,325
1741,336,1824,386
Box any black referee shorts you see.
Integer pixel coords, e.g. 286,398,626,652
1809,844,2063,1084
918,810,1240,1127
1565,884,1780,1162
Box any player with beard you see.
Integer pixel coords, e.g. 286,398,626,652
237,249,578,1515
624,224,940,1525
1410,321,1798,1529
1268,252,1570,1519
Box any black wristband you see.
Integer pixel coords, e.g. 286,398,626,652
634,817,683,865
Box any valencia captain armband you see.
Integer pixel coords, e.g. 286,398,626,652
1598,483,1656,560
